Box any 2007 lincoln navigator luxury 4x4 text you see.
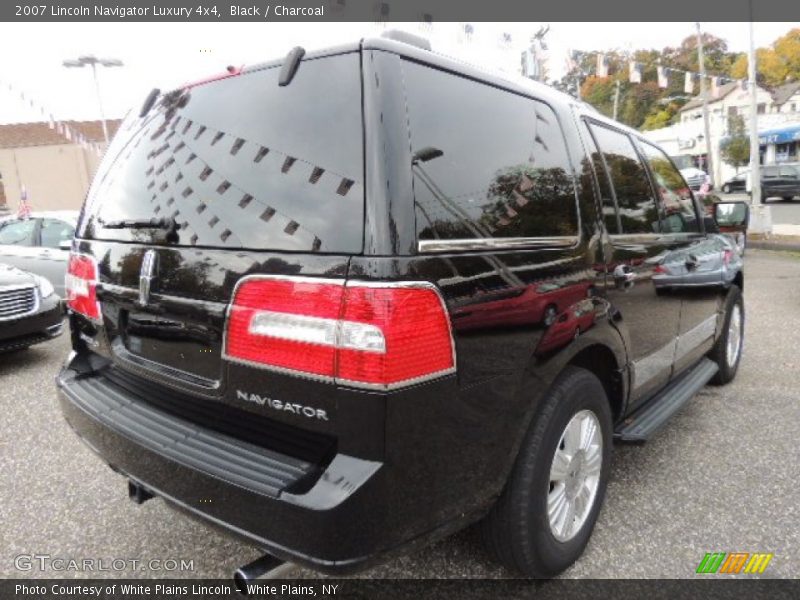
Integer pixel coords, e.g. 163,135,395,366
57,31,750,581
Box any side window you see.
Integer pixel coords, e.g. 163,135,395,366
638,142,699,233
580,121,620,234
587,123,659,234
0,219,37,246
39,219,76,249
403,61,579,242
779,167,798,179
763,168,778,179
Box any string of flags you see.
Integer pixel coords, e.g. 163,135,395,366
0,78,106,157
570,49,751,95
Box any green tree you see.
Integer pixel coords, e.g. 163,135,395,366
730,28,800,87
662,33,738,75
554,33,739,130
720,115,750,173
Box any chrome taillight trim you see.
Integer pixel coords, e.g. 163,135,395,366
221,275,457,391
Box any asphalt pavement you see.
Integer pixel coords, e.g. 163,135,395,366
1,249,798,582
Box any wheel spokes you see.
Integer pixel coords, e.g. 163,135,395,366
550,448,571,482
547,409,604,543
562,418,582,454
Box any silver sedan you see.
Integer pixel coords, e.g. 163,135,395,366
0,211,78,299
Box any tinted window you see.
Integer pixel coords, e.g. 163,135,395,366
81,53,364,253
639,142,699,233
779,167,798,178
0,219,36,246
588,123,659,234
403,61,578,242
40,218,75,248
763,167,779,178
580,121,620,234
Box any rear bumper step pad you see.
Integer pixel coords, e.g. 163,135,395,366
58,372,315,497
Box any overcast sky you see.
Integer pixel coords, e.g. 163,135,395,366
0,21,794,125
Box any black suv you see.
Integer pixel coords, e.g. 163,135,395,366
721,165,800,200
57,33,749,579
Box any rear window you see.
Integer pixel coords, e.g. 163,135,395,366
80,53,364,253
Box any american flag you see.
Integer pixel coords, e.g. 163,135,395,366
17,186,31,219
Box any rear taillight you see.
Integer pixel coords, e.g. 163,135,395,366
723,249,733,267
65,253,101,321
223,277,455,390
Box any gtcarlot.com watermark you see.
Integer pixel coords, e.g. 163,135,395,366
14,553,194,573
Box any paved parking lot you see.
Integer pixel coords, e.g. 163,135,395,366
1,249,798,582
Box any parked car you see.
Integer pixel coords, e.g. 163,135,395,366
679,166,709,191
720,171,747,194
761,165,800,201
651,234,744,291
0,263,63,352
0,211,79,298
720,166,800,200
56,31,750,583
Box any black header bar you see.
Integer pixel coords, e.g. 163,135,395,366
2,0,798,22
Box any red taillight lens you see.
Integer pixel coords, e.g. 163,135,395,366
65,253,101,321
226,278,344,378
337,286,454,386
723,249,733,266
224,278,455,389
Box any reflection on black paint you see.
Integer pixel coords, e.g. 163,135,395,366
81,53,365,254
403,60,579,242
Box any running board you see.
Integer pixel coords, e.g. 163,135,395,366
614,358,718,443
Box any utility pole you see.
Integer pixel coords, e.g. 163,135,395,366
612,80,621,120
696,23,715,187
63,55,124,145
748,19,761,206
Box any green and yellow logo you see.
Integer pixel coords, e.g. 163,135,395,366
696,552,773,574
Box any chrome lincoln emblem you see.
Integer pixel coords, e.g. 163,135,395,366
139,250,157,306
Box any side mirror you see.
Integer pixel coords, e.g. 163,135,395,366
59,240,72,251
714,201,749,232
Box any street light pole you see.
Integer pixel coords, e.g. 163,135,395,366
747,20,761,206
63,55,123,146
696,23,715,186
89,62,109,144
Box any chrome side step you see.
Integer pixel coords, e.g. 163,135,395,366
614,358,718,443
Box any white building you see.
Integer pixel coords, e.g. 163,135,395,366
643,81,800,186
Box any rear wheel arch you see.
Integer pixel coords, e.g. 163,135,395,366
567,344,624,422
484,337,626,523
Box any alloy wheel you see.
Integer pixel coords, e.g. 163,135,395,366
547,409,603,542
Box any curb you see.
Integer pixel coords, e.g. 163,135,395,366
748,240,800,253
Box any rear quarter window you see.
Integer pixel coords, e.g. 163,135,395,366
80,53,364,254
402,61,579,244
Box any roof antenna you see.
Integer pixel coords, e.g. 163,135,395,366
278,47,305,86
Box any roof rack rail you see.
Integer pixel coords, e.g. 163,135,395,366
380,30,431,51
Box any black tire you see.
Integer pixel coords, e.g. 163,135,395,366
480,366,612,577
0,346,30,355
708,285,744,385
782,197,793,202
543,304,558,327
